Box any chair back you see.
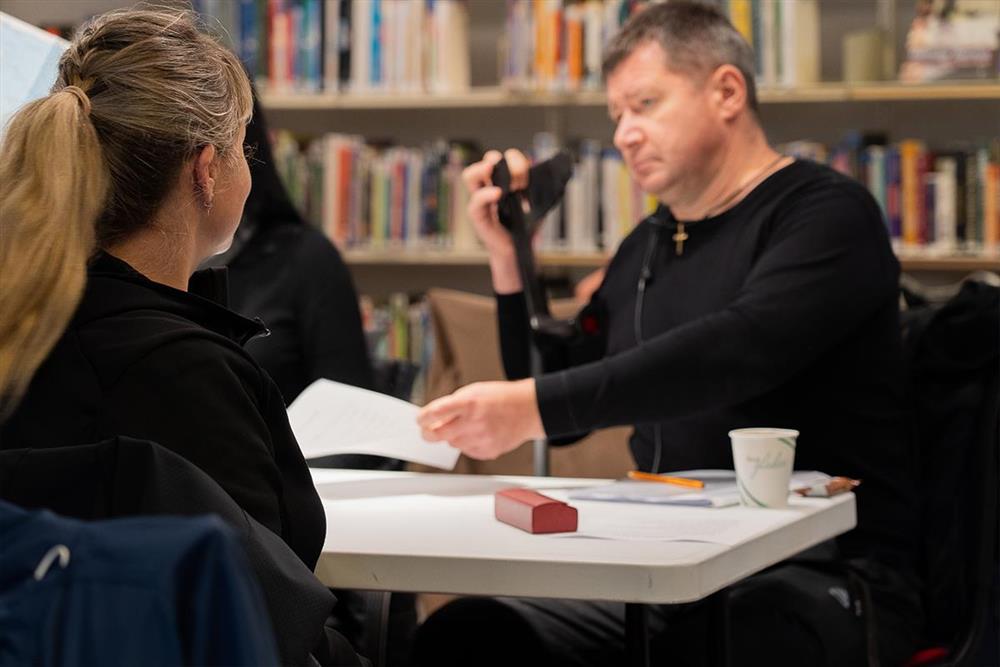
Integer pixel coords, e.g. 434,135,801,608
902,279,999,664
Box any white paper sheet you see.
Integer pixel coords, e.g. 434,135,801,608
0,13,68,133
557,505,801,545
287,379,460,470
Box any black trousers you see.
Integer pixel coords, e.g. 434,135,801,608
412,544,923,667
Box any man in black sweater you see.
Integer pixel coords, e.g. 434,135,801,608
416,3,922,666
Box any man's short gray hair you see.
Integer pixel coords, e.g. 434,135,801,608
602,1,759,114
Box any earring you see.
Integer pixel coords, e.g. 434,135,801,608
203,197,213,211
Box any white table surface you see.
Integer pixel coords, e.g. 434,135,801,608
311,468,856,604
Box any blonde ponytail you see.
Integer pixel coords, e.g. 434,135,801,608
0,89,108,416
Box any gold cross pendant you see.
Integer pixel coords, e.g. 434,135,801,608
672,222,689,256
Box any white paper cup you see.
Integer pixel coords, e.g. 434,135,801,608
728,428,798,509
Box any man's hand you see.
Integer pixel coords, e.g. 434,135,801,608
462,148,531,294
417,379,545,460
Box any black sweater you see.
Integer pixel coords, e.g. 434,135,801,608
224,223,374,404
500,160,918,566
0,253,325,570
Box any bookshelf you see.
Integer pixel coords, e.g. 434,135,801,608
895,254,1000,273
341,248,1000,272
343,248,1000,272
3,0,997,289
251,0,998,287
261,81,1000,110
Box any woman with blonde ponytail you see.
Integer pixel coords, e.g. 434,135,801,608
0,9,366,666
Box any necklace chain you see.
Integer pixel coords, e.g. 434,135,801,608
700,154,787,220
671,154,787,257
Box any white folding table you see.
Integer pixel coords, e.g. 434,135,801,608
311,468,856,667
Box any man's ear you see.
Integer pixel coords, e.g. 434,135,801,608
710,64,748,121
193,144,219,206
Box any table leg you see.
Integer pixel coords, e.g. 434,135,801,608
625,603,650,667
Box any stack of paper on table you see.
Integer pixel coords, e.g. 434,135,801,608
288,379,459,470
568,470,831,508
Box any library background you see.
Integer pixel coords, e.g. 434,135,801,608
4,0,998,407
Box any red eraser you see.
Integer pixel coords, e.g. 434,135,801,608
494,488,578,534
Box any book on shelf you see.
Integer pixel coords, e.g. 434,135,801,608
501,0,820,93
776,0,819,87
193,0,470,94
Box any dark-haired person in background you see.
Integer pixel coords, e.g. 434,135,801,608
209,92,375,404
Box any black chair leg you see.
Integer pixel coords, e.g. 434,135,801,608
708,590,732,667
626,603,650,667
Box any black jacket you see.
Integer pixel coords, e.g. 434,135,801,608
0,252,324,570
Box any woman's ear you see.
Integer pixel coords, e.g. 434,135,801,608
193,144,218,209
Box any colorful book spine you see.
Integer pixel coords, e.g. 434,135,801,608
966,152,980,249
984,152,999,252
863,145,888,232
239,0,259,77
750,0,764,81
899,139,924,247
370,0,381,88
934,156,957,253
728,0,753,46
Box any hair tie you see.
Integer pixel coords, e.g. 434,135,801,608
62,85,92,116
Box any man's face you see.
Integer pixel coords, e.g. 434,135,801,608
607,41,722,204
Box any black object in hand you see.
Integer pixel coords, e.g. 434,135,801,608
491,151,574,235
490,151,577,341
